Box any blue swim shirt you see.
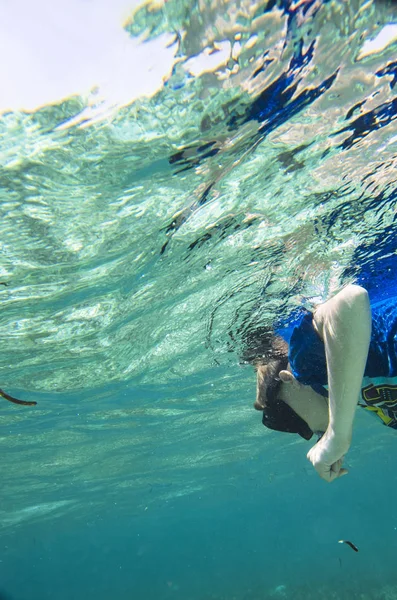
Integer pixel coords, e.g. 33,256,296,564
277,296,397,427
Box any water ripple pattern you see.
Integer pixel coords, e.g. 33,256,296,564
0,0,396,394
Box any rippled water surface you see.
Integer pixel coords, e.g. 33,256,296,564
1,1,397,599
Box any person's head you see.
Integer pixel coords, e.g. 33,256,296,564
255,356,315,440
243,329,328,440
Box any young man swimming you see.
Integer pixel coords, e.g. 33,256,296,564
253,284,397,483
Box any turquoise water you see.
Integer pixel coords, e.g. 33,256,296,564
1,0,397,598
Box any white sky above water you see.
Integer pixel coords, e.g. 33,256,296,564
0,0,396,122
0,0,177,118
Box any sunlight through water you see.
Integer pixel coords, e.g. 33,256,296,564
1,1,397,599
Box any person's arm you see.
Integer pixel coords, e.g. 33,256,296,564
307,284,371,482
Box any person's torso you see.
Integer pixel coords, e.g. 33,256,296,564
319,375,397,429
358,375,397,428
285,294,397,429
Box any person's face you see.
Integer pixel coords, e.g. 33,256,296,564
278,369,329,434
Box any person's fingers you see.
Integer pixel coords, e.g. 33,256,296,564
328,468,340,481
316,465,335,482
315,462,348,483
327,464,348,481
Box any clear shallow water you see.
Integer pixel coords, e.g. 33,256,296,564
1,0,397,598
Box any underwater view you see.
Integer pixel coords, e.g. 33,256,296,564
1,0,397,598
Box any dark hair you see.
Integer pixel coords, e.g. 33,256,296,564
241,326,288,367
240,326,288,409
255,355,287,411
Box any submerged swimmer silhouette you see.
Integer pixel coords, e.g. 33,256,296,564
249,284,397,482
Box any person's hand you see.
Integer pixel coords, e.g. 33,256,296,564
307,429,350,482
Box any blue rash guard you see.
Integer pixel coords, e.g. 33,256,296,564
278,296,397,429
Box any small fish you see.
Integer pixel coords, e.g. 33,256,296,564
0,388,37,406
338,540,359,552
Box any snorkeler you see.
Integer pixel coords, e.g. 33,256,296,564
252,283,397,483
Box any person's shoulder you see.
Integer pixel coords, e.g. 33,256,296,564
313,285,369,340
326,284,368,305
